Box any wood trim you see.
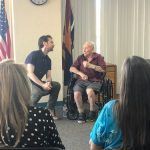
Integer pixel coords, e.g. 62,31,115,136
106,63,117,98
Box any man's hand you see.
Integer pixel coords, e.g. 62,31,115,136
42,82,52,91
94,66,105,72
70,66,88,80
84,62,105,72
46,81,52,89
79,72,88,80
83,61,90,68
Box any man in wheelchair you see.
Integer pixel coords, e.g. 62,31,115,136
69,41,106,123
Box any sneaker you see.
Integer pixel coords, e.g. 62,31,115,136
52,115,59,120
49,109,59,120
88,111,97,122
77,112,86,124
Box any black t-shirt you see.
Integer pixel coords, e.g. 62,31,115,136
25,50,51,80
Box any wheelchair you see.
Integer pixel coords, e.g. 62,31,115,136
66,73,113,120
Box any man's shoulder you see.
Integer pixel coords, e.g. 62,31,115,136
92,52,104,60
28,50,40,56
93,52,102,57
77,54,84,59
25,50,39,64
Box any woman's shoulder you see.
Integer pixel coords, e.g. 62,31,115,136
103,99,117,109
97,100,117,121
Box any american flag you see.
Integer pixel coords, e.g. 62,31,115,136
0,0,11,61
62,0,74,85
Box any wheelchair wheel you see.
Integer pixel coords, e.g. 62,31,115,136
67,110,78,120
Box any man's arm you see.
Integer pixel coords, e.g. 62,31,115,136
46,70,52,90
26,64,50,90
70,66,88,80
46,70,52,82
83,61,105,72
70,66,81,76
89,139,103,150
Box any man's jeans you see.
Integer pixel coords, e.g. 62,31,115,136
31,81,61,110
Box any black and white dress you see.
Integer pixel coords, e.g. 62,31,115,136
0,106,65,149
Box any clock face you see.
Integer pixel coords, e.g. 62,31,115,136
31,0,48,5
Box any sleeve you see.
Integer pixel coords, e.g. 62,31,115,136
25,52,36,66
71,56,81,70
98,54,106,70
47,57,51,70
90,103,109,148
43,110,65,149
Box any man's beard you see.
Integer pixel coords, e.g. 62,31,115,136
48,48,53,52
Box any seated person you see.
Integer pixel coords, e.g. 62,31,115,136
89,56,150,150
0,59,65,149
25,35,60,120
70,41,106,123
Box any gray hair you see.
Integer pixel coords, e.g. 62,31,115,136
84,41,95,50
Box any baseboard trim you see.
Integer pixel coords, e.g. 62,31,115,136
36,101,64,108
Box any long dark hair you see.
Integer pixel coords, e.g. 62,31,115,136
115,56,150,149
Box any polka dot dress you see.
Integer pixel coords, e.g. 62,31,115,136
0,107,65,149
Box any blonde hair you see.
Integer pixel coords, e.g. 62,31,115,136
0,59,31,147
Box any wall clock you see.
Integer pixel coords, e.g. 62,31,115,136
31,0,48,5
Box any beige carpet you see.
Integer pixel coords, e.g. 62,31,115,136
55,118,94,150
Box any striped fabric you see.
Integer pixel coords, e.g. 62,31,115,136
62,0,74,85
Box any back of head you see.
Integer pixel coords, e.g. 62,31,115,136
0,59,31,147
116,56,150,149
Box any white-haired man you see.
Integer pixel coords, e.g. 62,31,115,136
70,41,106,123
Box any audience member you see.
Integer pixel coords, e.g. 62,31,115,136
89,56,150,150
0,59,65,149
70,41,106,123
25,35,60,120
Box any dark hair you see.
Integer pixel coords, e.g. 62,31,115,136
38,35,52,49
115,56,150,149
